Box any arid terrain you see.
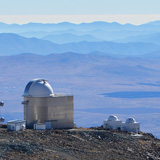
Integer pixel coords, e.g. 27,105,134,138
0,127,160,160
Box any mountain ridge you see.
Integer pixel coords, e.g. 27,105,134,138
41,33,101,44
0,33,160,56
1,20,160,33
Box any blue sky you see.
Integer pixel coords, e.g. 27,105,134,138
0,0,160,14
0,0,160,24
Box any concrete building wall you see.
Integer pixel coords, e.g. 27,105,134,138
103,120,122,130
121,122,140,133
24,95,73,129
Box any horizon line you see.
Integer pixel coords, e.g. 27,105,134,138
0,15,160,25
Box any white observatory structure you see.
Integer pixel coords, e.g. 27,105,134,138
22,79,74,129
103,115,122,130
121,117,140,133
103,115,140,133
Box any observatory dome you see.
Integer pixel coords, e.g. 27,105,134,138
108,115,119,121
23,79,54,97
126,117,136,124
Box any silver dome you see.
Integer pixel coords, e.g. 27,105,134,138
126,117,136,124
23,79,54,97
108,115,119,121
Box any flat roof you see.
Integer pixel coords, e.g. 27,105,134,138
7,120,26,124
34,123,45,125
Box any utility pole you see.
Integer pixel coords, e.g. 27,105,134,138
0,101,4,122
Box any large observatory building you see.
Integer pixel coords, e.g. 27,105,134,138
22,79,74,129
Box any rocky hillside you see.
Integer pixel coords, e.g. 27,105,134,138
0,127,160,160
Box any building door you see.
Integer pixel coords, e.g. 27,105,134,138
46,121,52,129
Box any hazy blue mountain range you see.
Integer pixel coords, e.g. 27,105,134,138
0,21,136,32
0,21,160,33
1,53,160,138
86,30,156,41
19,31,52,38
19,29,84,38
41,33,101,44
142,51,160,59
0,33,61,55
0,33,160,56
115,33,160,46
1,21,160,42
18,29,156,42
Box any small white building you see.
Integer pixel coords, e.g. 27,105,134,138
7,120,26,131
103,115,122,130
121,117,140,133
34,123,46,130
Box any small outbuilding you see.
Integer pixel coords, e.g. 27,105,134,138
34,123,46,130
7,120,26,131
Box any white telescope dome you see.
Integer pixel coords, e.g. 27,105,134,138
23,79,54,97
108,115,119,121
126,117,136,124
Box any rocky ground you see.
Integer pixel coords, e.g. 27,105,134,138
0,127,160,160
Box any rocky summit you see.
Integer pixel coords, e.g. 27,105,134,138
0,127,160,160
